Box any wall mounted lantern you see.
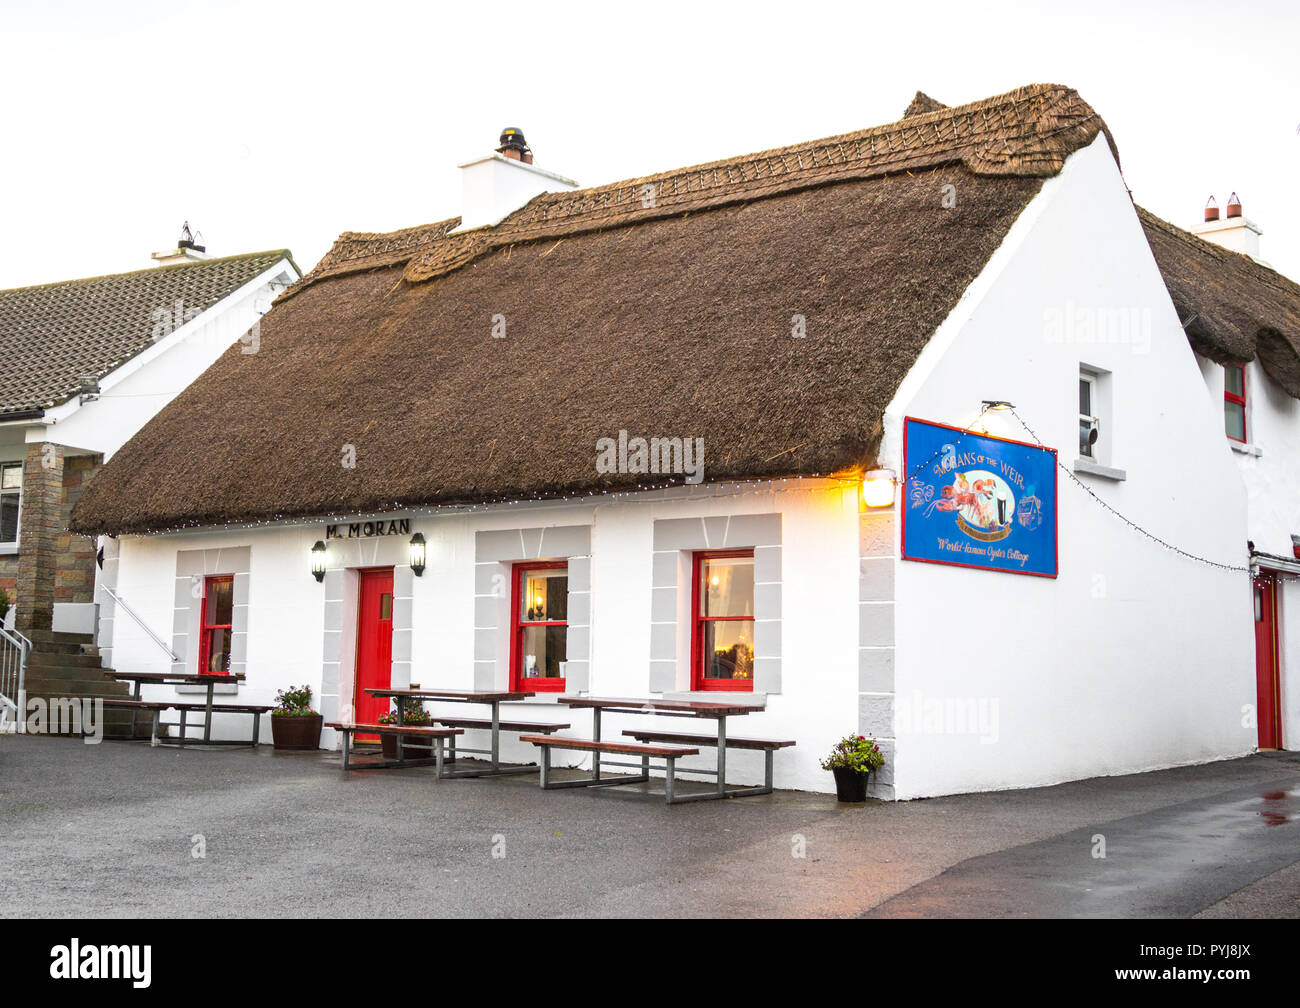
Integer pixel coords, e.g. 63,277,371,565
311,540,327,583
862,469,897,509
409,532,427,577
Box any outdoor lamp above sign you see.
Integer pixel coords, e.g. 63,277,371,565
901,417,1057,578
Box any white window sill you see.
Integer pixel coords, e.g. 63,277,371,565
1229,441,1263,458
664,690,767,704
175,683,240,696
1073,458,1127,482
0,544,18,556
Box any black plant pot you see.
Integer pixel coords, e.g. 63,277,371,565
832,766,870,803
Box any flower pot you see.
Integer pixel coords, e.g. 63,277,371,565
831,766,870,803
271,713,322,750
381,729,433,760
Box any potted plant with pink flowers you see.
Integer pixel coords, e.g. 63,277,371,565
821,734,885,802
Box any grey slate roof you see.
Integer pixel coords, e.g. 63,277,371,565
0,250,296,417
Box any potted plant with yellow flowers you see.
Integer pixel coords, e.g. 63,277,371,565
821,734,885,802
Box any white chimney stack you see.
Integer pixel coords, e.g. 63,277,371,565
1193,192,1264,261
451,128,578,233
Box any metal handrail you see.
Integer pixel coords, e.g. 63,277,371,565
101,585,180,663
1,623,31,731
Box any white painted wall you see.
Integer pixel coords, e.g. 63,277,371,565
453,154,578,232
879,134,1257,798
109,479,861,793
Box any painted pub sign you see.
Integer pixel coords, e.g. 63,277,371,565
901,417,1057,578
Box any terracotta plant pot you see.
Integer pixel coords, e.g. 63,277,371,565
831,766,870,803
271,713,323,751
381,727,433,760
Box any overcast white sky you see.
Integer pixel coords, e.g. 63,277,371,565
2,0,1297,289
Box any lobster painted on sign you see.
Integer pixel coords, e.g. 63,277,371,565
922,474,997,525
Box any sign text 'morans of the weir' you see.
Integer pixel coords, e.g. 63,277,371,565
325,519,411,540
901,417,1058,578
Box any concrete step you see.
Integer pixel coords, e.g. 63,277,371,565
22,634,96,656
22,664,118,684
23,680,131,699
27,651,106,670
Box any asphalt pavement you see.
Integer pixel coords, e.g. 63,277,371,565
2,734,1296,917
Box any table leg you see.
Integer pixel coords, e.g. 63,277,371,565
716,717,727,797
592,707,602,781
490,700,501,771
203,683,214,743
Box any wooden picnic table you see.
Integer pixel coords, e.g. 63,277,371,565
366,687,555,777
553,695,770,802
105,671,246,744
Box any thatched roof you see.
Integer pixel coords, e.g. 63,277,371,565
1137,207,1300,398
0,250,295,417
72,83,1111,536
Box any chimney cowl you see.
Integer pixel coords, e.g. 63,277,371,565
497,127,532,163
1204,196,1219,222
1226,192,1243,219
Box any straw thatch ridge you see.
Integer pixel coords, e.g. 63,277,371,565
71,164,1047,536
904,91,949,117
1138,207,1300,397
278,83,1113,307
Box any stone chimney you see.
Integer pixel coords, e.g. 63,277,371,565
451,128,578,233
1193,193,1263,260
151,222,209,266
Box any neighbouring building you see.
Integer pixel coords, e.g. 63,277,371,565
68,87,1299,798
0,231,300,717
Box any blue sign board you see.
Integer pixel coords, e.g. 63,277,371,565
901,417,1057,578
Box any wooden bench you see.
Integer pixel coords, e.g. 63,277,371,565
623,730,796,793
519,734,701,803
168,702,275,748
96,699,173,745
326,722,463,771
433,717,569,766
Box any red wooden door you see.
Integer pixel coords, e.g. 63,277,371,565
1254,572,1282,750
355,569,394,731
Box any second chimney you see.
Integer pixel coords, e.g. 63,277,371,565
451,128,579,233
1193,192,1263,260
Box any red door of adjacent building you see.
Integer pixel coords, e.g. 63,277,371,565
354,569,394,735
1254,572,1282,750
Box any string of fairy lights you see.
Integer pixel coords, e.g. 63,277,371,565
93,405,1291,586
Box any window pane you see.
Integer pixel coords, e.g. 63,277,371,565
380,593,392,621
203,628,232,674
0,496,17,542
1078,378,1092,417
1079,419,1095,457
701,556,754,618
1225,366,1244,397
1225,401,1246,441
1,465,21,490
701,620,754,681
520,624,567,679
520,569,567,622
207,579,233,627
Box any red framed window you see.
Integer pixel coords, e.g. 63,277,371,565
1225,365,1247,443
691,549,755,692
509,560,569,692
197,575,234,675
